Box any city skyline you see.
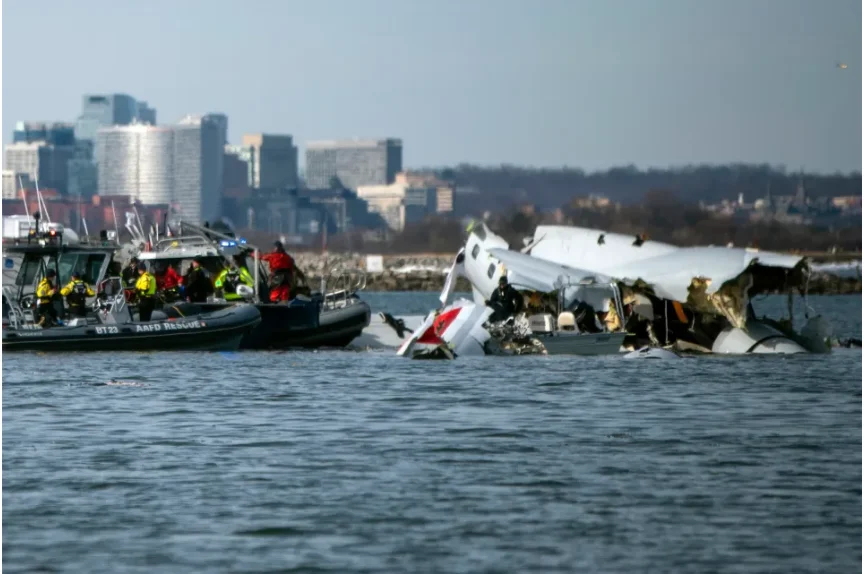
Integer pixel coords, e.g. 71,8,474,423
3,0,862,174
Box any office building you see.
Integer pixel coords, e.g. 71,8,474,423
173,114,227,223
305,138,402,190
95,124,175,205
12,122,75,146
2,170,33,199
75,94,141,142
242,133,298,190
138,102,157,125
394,171,455,214
93,114,227,223
4,141,74,195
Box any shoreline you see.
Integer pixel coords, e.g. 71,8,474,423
295,254,862,295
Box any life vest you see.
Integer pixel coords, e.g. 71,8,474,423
36,278,56,305
65,280,91,307
135,272,157,297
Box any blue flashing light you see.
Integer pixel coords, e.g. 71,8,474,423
238,238,247,244
219,239,238,248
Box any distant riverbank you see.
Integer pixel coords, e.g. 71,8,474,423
295,253,861,295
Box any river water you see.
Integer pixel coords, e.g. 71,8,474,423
3,293,861,573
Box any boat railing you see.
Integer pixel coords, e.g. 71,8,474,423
96,277,130,317
152,235,216,252
320,267,367,309
2,285,33,329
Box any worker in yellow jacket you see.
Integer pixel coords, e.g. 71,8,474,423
134,262,158,321
60,271,95,318
35,269,59,327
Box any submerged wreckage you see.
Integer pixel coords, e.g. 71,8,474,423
393,222,837,359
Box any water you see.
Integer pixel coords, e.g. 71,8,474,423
3,294,861,573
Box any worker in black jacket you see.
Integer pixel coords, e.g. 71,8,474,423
485,276,524,322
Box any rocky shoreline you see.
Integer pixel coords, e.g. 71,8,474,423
294,253,862,295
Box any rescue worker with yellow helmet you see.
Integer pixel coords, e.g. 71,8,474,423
134,262,158,322
60,270,95,318
35,269,60,327
214,255,255,301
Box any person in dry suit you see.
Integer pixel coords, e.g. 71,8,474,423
60,271,95,318
214,255,255,301
485,276,524,323
35,269,60,327
134,262,158,322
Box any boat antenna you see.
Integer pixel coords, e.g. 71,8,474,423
77,193,82,235
132,205,146,239
82,216,90,240
111,200,120,242
34,177,51,225
17,175,30,218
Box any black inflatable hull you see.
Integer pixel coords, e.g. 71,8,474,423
2,304,261,352
161,298,371,350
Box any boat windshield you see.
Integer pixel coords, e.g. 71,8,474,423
14,251,109,288
57,252,108,285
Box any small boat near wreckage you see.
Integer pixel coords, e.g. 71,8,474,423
2,214,261,352
138,220,372,350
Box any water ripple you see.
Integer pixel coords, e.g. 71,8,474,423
2,294,861,573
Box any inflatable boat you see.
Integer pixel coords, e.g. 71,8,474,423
3,299,261,353
160,292,371,350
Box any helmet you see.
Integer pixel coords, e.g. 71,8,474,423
137,262,148,272
71,270,81,279
236,284,254,300
46,269,56,278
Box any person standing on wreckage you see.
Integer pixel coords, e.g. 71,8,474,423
485,276,524,323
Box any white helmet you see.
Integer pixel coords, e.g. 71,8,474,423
236,284,255,300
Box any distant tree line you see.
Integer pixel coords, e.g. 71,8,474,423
322,190,861,255
415,163,862,214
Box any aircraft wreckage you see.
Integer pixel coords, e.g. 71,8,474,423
391,222,836,359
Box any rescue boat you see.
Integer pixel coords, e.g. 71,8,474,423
2,218,261,352
135,220,371,350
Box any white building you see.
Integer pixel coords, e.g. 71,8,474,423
356,181,436,231
1,170,33,200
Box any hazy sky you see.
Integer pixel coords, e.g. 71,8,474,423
3,0,861,173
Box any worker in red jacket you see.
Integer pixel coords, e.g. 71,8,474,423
156,263,182,302
256,241,296,303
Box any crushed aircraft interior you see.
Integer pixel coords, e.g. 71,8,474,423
393,221,836,359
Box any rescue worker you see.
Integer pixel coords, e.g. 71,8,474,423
183,259,213,303
255,241,296,303
214,255,255,301
121,257,139,288
155,262,182,302
485,275,524,323
134,262,158,322
35,269,60,327
60,270,95,318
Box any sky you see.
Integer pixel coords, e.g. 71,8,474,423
2,0,862,173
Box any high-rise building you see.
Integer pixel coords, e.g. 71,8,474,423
12,122,75,146
3,141,74,194
225,144,253,187
241,134,298,190
173,114,227,223
224,145,252,192
1,170,33,199
75,94,140,143
67,141,98,198
305,138,402,190
138,102,157,125
93,114,226,223
95,124,175,205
